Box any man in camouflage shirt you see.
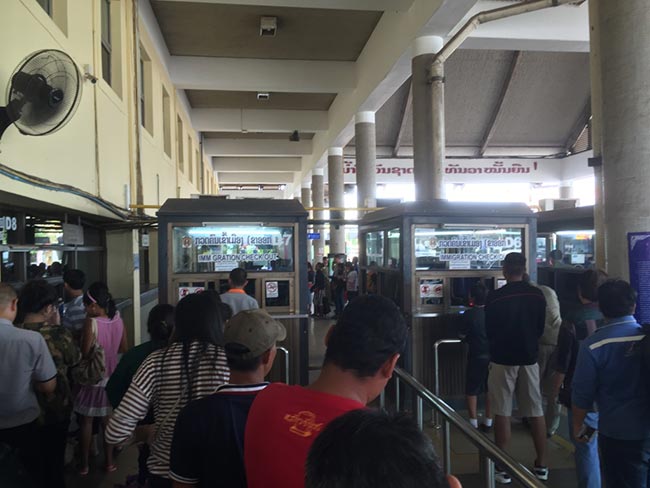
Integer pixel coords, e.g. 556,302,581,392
18,279,81,488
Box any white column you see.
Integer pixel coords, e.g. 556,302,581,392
355,111,377,215
412,36,444,201
327,147,345,255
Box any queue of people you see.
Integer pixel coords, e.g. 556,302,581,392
310,257,359,319
2,255,650,488
460,252,650,487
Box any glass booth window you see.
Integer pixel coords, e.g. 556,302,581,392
365,231,384,267
387,228,400,269
414,227,524,271
172,225,294,273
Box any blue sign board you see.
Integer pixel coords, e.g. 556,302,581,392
307,232,321,240
628,232,650,324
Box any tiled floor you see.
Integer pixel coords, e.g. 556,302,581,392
66,316,579,487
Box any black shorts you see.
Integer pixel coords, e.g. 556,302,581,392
465,356,490,396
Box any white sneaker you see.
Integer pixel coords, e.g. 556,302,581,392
495,470,512,484
532,465,549,481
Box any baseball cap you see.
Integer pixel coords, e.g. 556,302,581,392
224,309,287,359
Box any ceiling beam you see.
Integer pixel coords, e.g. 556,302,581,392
459,1,589,53
306,0,476,172
205,139,313,157
564,99,591,153
170,56,355,94
192,109,328,133
217,172,296,184
156,0,415,11
479,50,522,157
213,157,302,172
392,80,413,158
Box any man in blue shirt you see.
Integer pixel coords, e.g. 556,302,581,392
572,279,650,488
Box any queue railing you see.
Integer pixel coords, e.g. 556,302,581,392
380,367,545,488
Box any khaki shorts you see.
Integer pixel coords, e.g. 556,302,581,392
488,362,543,417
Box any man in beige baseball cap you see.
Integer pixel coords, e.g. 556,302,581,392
169,309,285,488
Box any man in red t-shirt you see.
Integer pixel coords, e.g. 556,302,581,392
244,295,408,488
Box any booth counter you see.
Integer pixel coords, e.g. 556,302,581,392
359,200,537,397
158,197,309,385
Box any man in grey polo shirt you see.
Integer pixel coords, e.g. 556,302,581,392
0,283,57,479
220,268,259,316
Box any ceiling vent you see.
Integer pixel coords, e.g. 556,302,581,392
260,17,277,37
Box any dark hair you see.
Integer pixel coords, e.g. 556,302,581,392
305,409,450,488
169,292,225,401
199,289,232,324
470,281,488,306
225,343,264,372
219,302,233,322
229,268,247,287
63,269,85,290
598,279,637,318
324,295,408,377
147,304,174,344
578,269,608,303
83,282,117,319
16,279,57,323
549,249,563,261
502,252,526,278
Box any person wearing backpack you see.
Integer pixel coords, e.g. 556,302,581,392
550,269,607,488
572,279,650,488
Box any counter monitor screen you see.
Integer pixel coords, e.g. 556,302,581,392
496,279,507,289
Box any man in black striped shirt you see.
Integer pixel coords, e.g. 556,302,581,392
169,309,285,488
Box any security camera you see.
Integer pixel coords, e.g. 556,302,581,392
83,64,98,84
260,17,277,37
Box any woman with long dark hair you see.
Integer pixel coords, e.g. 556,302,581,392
74,281,127,475
106,292,229,488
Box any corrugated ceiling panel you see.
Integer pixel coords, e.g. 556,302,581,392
489,52,591,147
444,49,516,146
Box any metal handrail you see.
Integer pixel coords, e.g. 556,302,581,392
387,367,545,488
277,346,290,384
433,339,462,398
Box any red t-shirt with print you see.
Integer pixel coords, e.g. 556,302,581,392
244,382,364,488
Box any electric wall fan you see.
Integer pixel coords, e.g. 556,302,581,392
0,49,82,141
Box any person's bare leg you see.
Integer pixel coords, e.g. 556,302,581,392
79,415,93,470
467,395,478,422
528,416,547,466
494,415,511,450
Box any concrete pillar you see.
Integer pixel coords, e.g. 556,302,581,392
301,186,312,262
301,186,311,208
327,147,345,255
355,111,377,215
106,230,141,345
598,0,650,279
412,36,444,201
589,0,607,269
311,169,325,263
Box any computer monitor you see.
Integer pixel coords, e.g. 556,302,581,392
571,254,586,265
